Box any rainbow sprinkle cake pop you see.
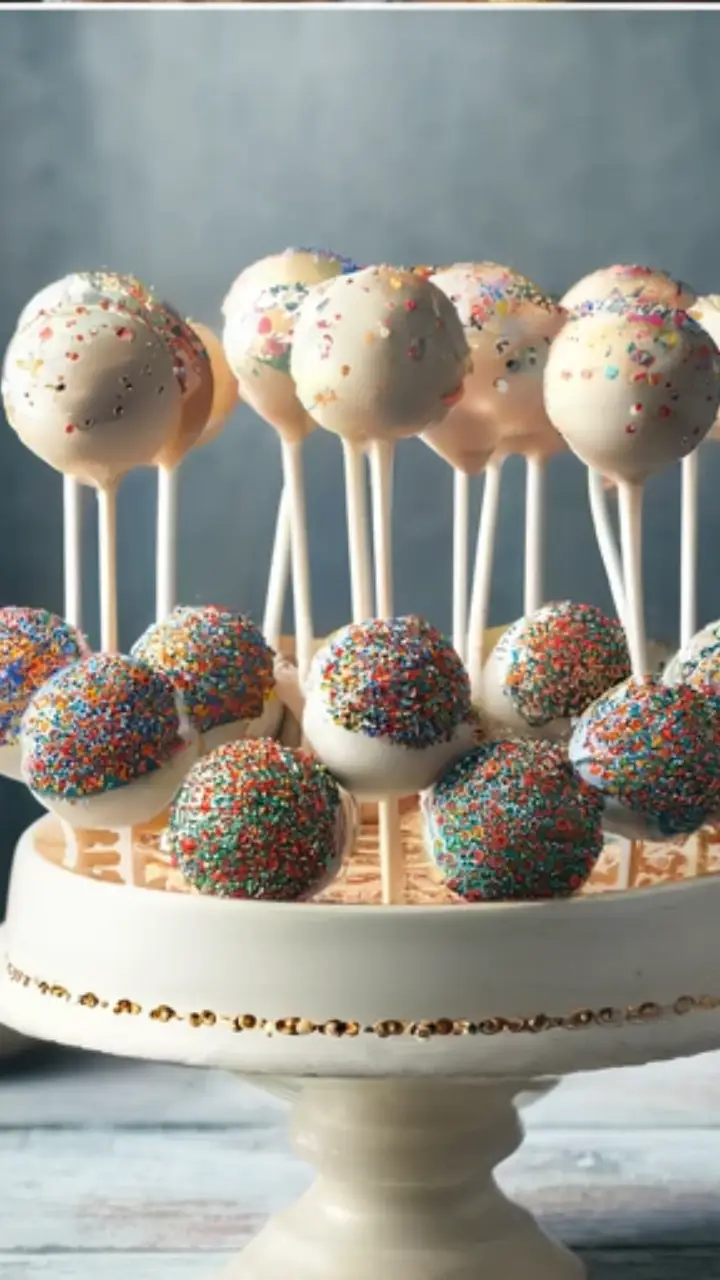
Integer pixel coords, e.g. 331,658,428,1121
131,606,282,751
663,619,720,687
480,602,630,742
561,264,696,317
0,607,89,780
302,616,478,798
21,654,198,827
166,738,356,900
569,678,720,839
422,739,604,901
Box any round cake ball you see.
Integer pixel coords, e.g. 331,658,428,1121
544,306,720,483
2,305,182,488
0,607,89,780
423,740,604,901
290,265,472,445
569,677,720,839
21,654,198,827
131,606,282,750
187,321,239,448
424,262,566,471
166,738,356,900
223,247,358,442
302,616,478,799
480,602,631,742
561,264,696,317
663,619,720,687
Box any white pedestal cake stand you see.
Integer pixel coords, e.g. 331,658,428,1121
3,820,720,1279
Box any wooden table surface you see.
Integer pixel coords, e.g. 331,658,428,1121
3,1047,720,1278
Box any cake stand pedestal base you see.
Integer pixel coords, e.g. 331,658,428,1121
229,1077,583,1280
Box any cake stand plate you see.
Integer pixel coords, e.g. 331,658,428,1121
4,821,720,1278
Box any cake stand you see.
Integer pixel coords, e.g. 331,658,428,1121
3,819,720,1280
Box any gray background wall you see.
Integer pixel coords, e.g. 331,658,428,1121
1,7,720,896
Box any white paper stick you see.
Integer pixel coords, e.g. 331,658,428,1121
680,451,699,648
377,793,403,906
467,460,503,695
262,486,292,650
617,480,647,678
368,438,395,617
587,468,627,626
281,438,314,683
63,477,83,630
97,484,119,653
452,469,470,661
524,453,545,616
342,439,373,623
155,465,179,623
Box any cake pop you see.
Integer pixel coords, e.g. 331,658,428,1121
187,321,239,448
662,618,720,687
683,295,720,644
166,738,356,900
0,607,89,781
131,606,282,750
424,263,565,686
480,601,631,742
561,264,695,317
223,248,359,675
3,300,182,651
422,739,604,901
544,305,720,678
569,677,720,839
21,653,198,827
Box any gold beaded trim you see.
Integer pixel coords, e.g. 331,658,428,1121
6,960,720,1040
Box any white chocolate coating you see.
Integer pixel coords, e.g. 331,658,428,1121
424,263,565,470
290,265,471,445
223,249,355,443
663,619,720,686
188,322,239,448
3,306,182,488
689,296,720,441
561,265,696,316
302,693,478,800
30,733,198,829
544,308,720,483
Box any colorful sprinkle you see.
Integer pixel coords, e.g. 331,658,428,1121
309,616,472,748
167,739,347,900
22,654,185,799
131,607,275,735
494,602,630,726
663,619,720,686
0,607,88,745
425,740,604,901
569,678,720,837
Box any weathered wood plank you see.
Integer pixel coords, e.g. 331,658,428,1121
2,1253,720,1280
2,1128,720,1251
4,1049,720,1131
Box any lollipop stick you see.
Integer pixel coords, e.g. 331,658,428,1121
63,477,83,630
262,486,291,652
61,819,83,873
467,460,502,695
587,469,627,626
617,480,647,678
378,795,403,906
116,825,136,887
680,451,699,648
97,484,119,653
369,438,395,617
155,465,178,623
452,470,469,662
342,438,373,623
280,439,314,683
524,454,545,616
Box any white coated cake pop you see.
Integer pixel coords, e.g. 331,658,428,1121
187,321,239,447
290,265,471,445
663,619,720,687
21,654,198,827
2,306,182,489
544,305,720,483
302,617,479,799
561,264,696,317
690,296,720,442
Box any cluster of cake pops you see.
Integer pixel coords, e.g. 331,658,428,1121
2,251,720,906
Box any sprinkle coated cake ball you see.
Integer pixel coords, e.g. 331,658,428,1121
480,602,631,742
222,247,358,442
131,606,282,750
663,619,720,687
21,654,198,827
569,678,720,839
302,616,479,799
166,738,356,900
2,306,182,488
0,607,89,780
422,740,604,902
544,306,720,484
290,266,472,445
561,264,696,317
